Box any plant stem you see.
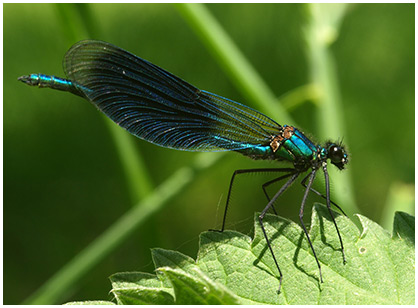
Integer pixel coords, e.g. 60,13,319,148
304,3,359,215
23,152,222,304
175,3,293,124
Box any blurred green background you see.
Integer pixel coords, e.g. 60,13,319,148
4,3,414,304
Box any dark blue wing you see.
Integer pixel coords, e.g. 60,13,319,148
63,40,281,152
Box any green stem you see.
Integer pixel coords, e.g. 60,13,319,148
279,83,321,112
54,3,154,203
105,119,154,202
23,152,222,304
304,3,359,215
175,3,293,125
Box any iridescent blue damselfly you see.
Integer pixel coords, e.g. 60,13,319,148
18,40,348,292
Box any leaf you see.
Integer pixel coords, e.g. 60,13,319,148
151,248,242,304
110,272,174,305
65,204,414,304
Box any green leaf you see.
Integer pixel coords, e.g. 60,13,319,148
65,204,414,304
150,248,241,304
156,267,241,304
110,272,174,305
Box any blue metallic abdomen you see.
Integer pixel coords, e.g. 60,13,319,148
237,145,275,160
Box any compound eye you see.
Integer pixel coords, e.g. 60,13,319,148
329,145,348,167
330,146,344,161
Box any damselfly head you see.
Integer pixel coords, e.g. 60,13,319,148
325,141,348,170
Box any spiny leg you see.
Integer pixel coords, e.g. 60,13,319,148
298,169,323,283
258,172,299,293
322,164,346,263
300,172,348,217
210,168,296,232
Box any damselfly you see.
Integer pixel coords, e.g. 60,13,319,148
18,40,348,292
